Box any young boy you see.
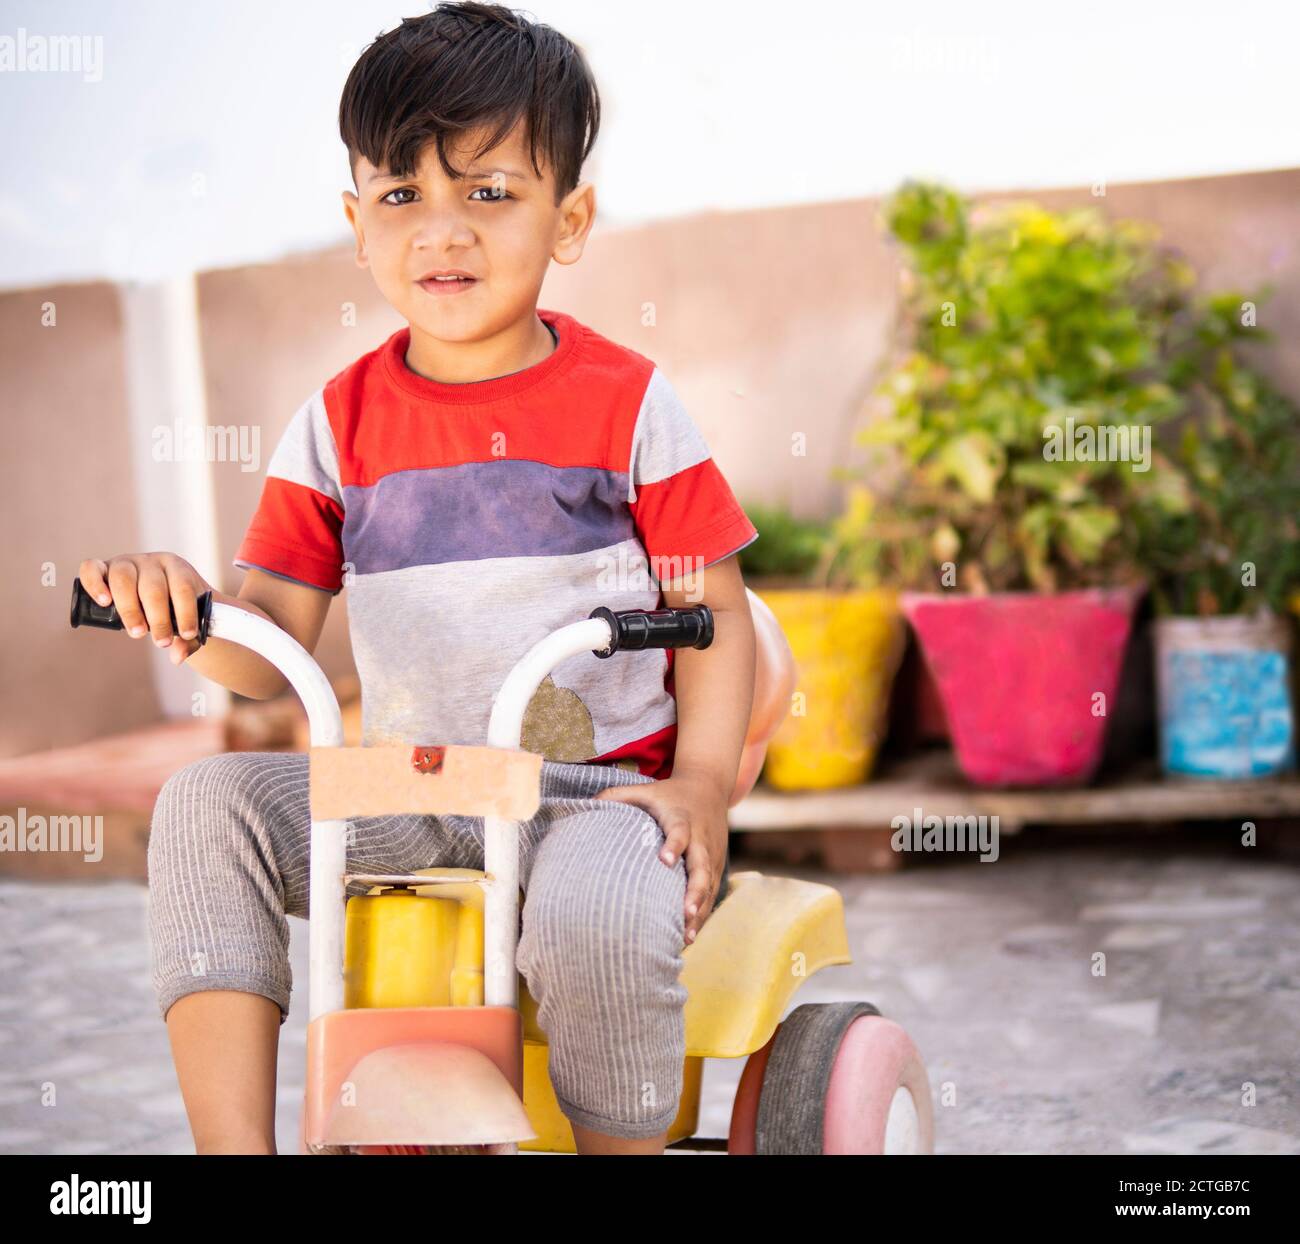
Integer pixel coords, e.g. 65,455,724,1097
78,2,757,1155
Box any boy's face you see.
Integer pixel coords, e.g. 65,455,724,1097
341,121,594,344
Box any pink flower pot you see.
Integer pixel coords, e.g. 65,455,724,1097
900,587,1144,787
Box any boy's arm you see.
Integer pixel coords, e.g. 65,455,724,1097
184,569,333,700
598,552,754,942
660,553,756,799
78,555,332,701
606,367,759,938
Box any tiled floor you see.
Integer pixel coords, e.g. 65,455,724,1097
1,829,1297,1155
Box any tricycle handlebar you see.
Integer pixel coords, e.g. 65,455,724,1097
70,579,712,661
70,579,215,645
589,605,713,656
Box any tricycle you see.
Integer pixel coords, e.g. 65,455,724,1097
71,579,934,1154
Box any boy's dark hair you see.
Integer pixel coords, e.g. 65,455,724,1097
339,3,600,203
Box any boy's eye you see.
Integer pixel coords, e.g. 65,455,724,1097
379,185,509,205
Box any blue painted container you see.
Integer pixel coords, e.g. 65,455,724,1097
1155,613,1296,779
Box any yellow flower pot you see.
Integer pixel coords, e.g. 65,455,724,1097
757,587,906,790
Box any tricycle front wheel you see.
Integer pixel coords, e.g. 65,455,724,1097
731,1001,934,1154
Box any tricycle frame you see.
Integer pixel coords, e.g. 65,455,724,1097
204,603,614,1026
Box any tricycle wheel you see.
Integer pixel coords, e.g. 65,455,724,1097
749,1002,934,1154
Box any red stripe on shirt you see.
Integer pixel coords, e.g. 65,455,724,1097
234,476,345,592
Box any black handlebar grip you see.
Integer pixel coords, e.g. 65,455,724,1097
70,579,215,646
589,605,714,658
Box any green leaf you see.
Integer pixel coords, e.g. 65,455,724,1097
1010,460,1087,502
937,433,1003,503
1016,504,1055,590
1059,506,1120,563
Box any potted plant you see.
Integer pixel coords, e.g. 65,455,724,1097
834,182,1199,787
1137,293,1300,778
739,503,907,789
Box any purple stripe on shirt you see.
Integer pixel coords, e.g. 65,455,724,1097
341,459,636,574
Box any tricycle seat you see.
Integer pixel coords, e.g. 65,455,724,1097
676,870,852,1058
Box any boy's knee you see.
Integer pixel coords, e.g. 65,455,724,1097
156,752,246,810
153,755,224,848
150,752,280,866
523,868,685,995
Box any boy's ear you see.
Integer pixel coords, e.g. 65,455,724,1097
552,180,596,267
341,189,369,269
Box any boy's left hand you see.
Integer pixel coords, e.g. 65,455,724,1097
595,772,730,947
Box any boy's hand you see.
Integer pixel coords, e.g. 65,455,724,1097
78,553,212,667
595,771,730,947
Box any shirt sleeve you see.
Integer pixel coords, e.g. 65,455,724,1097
234,389,346,594
627,368,758,576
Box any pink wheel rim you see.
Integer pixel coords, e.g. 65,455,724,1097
823,1015,934,1154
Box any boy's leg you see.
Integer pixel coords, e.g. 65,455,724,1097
148,750,482,1154
515,761,689,1154
162,990,282,1154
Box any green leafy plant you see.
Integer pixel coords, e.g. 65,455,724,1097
831,181,1198,594
737,503,833,583
1136,292,1300,615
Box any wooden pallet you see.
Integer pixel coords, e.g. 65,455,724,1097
729,750,1300,872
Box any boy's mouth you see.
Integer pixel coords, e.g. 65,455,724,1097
417,271,479,297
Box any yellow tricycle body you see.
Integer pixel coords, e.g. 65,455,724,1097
343,863,853,1151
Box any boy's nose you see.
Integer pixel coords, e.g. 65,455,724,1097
409,206,477,252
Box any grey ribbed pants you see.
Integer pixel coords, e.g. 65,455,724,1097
148,751,712,1140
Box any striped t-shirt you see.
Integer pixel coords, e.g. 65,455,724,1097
234,307,758,779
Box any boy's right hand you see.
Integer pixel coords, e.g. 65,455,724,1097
78,553,213,666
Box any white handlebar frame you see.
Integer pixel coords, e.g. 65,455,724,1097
203,602,615,1021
